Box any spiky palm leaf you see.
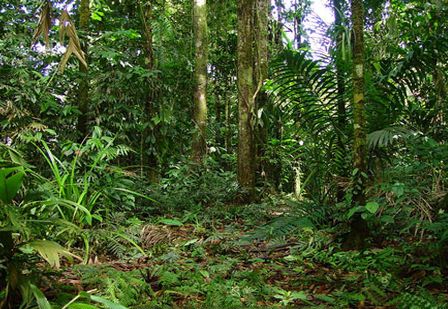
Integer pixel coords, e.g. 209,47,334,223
269,50,344,137
368,126,415,149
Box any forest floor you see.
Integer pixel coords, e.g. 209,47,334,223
42,199,448,308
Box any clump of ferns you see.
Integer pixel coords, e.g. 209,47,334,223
89,216,144,260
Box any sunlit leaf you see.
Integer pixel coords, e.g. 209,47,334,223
365,202,380,214
27,240,82,269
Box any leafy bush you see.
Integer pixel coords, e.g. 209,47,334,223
150,159,239,213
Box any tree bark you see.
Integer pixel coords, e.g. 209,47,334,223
224,87,232,155
215,89,224,148
254,0,269,185
140,0,159,182
237,0,269,198
192,0,208,163
348,0,369,248
77,0,90,140
237,0,256,198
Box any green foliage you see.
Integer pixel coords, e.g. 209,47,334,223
0,149,71,307
74,266,147,307
151,160,238,213
272,288,308,306
269,50,343,136
239,215,315,244
0,165,25,204
2,0,448,308
389,292,445,309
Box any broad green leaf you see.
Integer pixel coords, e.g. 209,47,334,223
290,291,308,300
27,240,81,269
365,202,380,214
29,283,52,309
347,206,363,219
380,215,395,224
0,166,25,204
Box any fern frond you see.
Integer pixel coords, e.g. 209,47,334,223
239,215,315,244
368,126,415,149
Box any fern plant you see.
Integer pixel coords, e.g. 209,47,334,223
238,200,324,245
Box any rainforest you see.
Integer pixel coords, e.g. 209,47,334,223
1,0,448,307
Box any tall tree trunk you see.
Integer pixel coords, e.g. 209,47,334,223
140,0,159,182
274,0,284,48
334,0,346,132
333,0,348,201
237,0,256,198
192,0,208,163
293,0,301,49
237,0,269,198
224,87,232,155
254,0,269,186
348,0,369,248
215,91,224,148
432,64,446,139
77,0,90,140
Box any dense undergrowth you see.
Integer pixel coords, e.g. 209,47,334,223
1,131,448,308
2,0,448,307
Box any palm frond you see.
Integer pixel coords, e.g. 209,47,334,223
58,10,87,72
268,50,344,136
32,1,52,48
368,126,415,149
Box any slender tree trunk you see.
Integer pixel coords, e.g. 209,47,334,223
348,0,369,248
254,0,269,185
77,0,90,140
432,64,446,139
274,0,284,48
267,0,284,191
293,0,301,49
237,0,256,198
224,88,232,154
192,0,208,163
215,91,224,148
333,0,348,202
140,0,159,182
334,0,346,132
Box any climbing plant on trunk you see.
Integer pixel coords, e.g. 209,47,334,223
236,0,269,198
349,0,369,248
